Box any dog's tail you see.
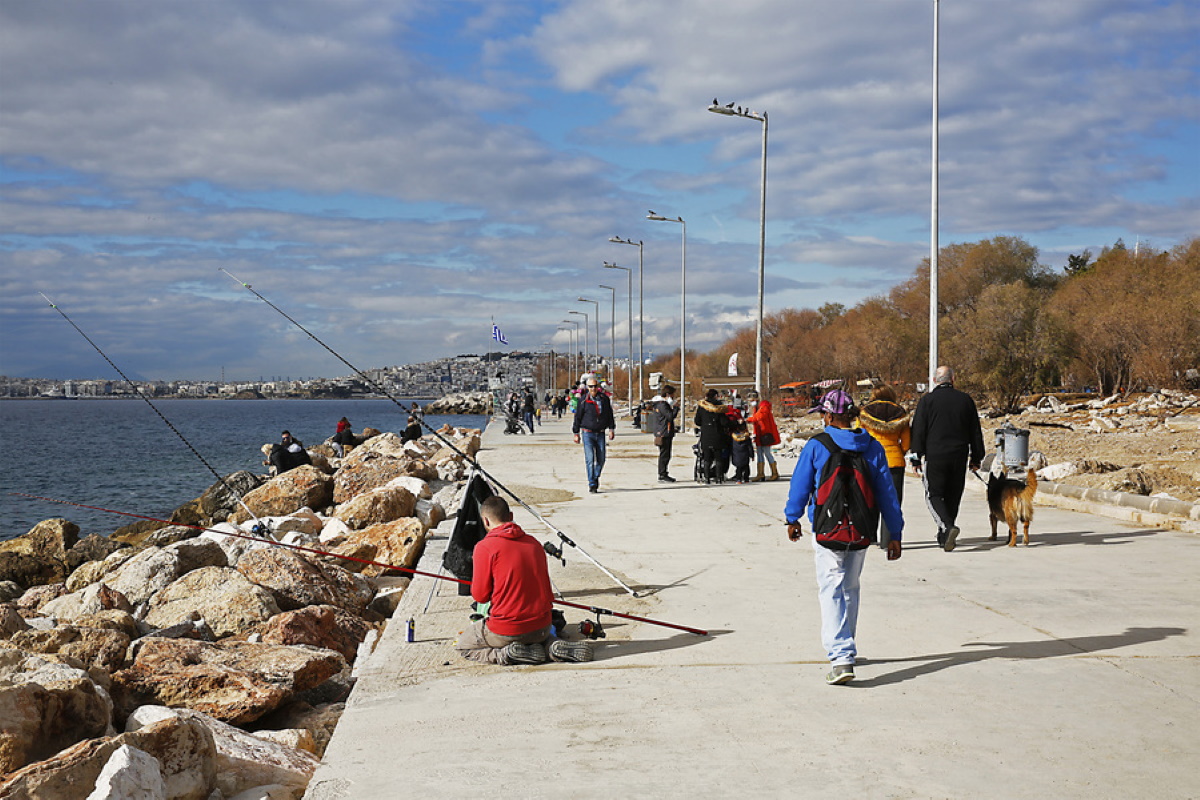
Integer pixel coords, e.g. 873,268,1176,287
1023,468,1038,499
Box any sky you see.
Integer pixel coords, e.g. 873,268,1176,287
1,0,1197,382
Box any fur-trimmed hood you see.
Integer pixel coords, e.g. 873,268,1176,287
860,400,910,434
697,399,728,414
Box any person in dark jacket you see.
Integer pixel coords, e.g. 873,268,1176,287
730,421,754,484
650,384,679,483
521,390,536,434
332,417,355,458
572,378,616,493
694,388,732,484
399,415,422,444
909,366,985,552
268,430,311,475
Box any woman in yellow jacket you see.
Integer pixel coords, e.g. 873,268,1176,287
858,385,910,548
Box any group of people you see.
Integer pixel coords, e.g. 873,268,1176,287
690,388,780,485
267,407,427,474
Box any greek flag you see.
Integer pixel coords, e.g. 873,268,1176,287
491,324,508,345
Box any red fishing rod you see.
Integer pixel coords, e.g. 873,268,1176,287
9,492,708,636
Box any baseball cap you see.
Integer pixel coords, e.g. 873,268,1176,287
808,389,855,415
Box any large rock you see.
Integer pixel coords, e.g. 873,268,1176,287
333,449,436,505
102,547,184,607
65,535,127,573
228,467,334,525
112,639,345,725
0,714,217,800
73,609,139,639
7,625,131,672
253,701,343,759
259,606,372,664
66,548,139,592
0,581,23,603
1,603,30,639
144,567,280,639
235,550,375,614
198,523,276,568
171,470,266,528
127,705,317,799
162,538,229,575
39,583,133,622
0,518,80,588
85,743,166,800
0,671,113,774
346,517,427,578
332,485,417,530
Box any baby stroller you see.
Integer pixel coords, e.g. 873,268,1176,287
502,409,526,435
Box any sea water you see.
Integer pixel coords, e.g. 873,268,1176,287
0,398,487,541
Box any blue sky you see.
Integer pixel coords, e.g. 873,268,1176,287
1,0,1197,381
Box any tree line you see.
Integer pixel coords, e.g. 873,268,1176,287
653,235,1199,411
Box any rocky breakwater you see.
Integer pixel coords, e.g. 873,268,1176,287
423,391,492,416
0,423,482,799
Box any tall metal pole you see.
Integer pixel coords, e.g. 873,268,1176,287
599,284,616,393
610,237,645,406
569,310,589,371
647,213,686,421
604,262,634,410
929,0,940,390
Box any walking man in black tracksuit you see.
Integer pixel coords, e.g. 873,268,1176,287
909,366,985,552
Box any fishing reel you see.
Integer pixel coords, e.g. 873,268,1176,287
543,540,566,566
579,614,606,640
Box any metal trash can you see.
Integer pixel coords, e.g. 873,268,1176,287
993,422,1030,477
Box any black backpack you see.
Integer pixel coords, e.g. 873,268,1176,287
811,433,878,550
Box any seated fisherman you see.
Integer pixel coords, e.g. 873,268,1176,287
456,496,594,665
267,430,311,475
399,415,422,444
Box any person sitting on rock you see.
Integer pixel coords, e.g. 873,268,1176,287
332,417,355,458
267,430,311,475
400,415,422,444
455,496,594,666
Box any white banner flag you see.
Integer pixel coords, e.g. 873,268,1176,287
727,352,738,376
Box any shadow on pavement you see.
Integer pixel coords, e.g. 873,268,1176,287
902,528,1165,553
855,626,1187,687
591,629,731,661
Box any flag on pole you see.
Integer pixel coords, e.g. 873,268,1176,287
491,324,508,345
727,352,738,377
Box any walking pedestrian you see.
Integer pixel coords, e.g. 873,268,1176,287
908,366,985,552
572,378,616,493
859,384,911,550
783,389,903,685
745,390,780,482
650,384,679,483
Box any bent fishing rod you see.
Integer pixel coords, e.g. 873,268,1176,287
9,492,707,636
39,294,265,530
219,268,639,598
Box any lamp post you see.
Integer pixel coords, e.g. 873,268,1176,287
609,236,644,405
576,298,600,374
929,0,940,390
646,211,686,420
599,284,616,395
568,310,589,371
708,98,767,395
603,261,634,410
560,321,579,382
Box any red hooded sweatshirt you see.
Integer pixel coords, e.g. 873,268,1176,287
471,521,554,636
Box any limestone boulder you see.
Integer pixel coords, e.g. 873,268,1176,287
320,539,377,573
73,609,140,639
414,499,446,531
0,518,80,588
332,485,417,530
127,705,317,799
235,549,375,614
198,523,276,567
0,580,23,602
346,517,427,578
8,625,131,672
102,547,184,607
386,475,432,500
1,603,30,639
67,547,140,592
163,537,229,575
144,567,280,639
165,470,266,531
0,672,113,774
259,605,373,664
85,743,166,800
253,701,343,759
229,467,334,525
39,582,134,622
317,517,353,543
66,535,127,573
112,639,345,726
250,728,317,756
333,450,438,504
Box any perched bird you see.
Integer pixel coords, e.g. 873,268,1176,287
725,101,734,108
713,98,719,105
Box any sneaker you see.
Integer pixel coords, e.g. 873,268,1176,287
658,475,676,483
549,639,594,663
589,485,598,494
944,526,960,552
825,664,855,685
501,642,547,665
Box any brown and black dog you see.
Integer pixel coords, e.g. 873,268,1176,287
987,469,1037,546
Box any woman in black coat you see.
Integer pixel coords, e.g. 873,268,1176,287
693,388,732,484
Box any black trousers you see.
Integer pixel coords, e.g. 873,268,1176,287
657,434,673,478
922,455,967,537
700,444,723,482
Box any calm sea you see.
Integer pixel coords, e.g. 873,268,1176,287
0,398,487,541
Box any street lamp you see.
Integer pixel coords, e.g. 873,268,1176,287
599,284,616,395
568,310,589,371
560,321,579,381
603,261,634,410
609,236,644,405
709,98,768,395
647,211,686,420
576,297,600,373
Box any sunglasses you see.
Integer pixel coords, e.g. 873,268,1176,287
587,384,600,389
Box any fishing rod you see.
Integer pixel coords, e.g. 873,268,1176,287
218,268,640,598
9,492,707,636
38,294,265,529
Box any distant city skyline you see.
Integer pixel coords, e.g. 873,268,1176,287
2,1,1196,380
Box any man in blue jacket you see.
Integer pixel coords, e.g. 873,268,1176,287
784,389,903,685
572,377,616,493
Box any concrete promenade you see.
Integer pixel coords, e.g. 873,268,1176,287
307,413,1199,799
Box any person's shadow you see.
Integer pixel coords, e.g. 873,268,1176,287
854,626,1186,686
